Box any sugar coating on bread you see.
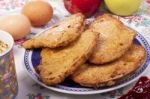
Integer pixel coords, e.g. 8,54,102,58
89,14,136,64
37,29,98,85
71,44,146,87
23,13,85,49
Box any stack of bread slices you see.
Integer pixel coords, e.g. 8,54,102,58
23,13,146,88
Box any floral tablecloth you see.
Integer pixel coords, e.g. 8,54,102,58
0,0,150,99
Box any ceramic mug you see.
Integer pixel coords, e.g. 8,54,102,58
0,30,18,99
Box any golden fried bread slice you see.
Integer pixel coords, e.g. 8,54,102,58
23,13,85,49
89,14,136,64
71,44,146,88
37,29,98,85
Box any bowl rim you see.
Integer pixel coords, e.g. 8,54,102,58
0,30,14,57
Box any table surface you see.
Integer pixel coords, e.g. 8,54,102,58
1,0,150,99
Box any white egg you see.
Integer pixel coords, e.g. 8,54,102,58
0,13,31,40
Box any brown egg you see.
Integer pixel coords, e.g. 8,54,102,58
0,14,31,40
22,1,53,27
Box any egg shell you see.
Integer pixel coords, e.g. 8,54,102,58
0,14,31,40
22,1,53,27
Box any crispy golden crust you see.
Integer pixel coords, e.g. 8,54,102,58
23,13,85,49
37,29,98,85
71,44,146,88
89,14,136,64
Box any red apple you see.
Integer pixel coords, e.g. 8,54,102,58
64,0,102,17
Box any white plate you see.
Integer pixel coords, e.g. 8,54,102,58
24,33,150,95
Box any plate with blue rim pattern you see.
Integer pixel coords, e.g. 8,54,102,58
24,33,150,95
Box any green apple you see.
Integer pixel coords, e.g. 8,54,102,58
104,0,142,16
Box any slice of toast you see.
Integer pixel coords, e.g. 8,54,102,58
37,29,98,85
23,13,85,49
89,14,136,64
71,44,146,88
